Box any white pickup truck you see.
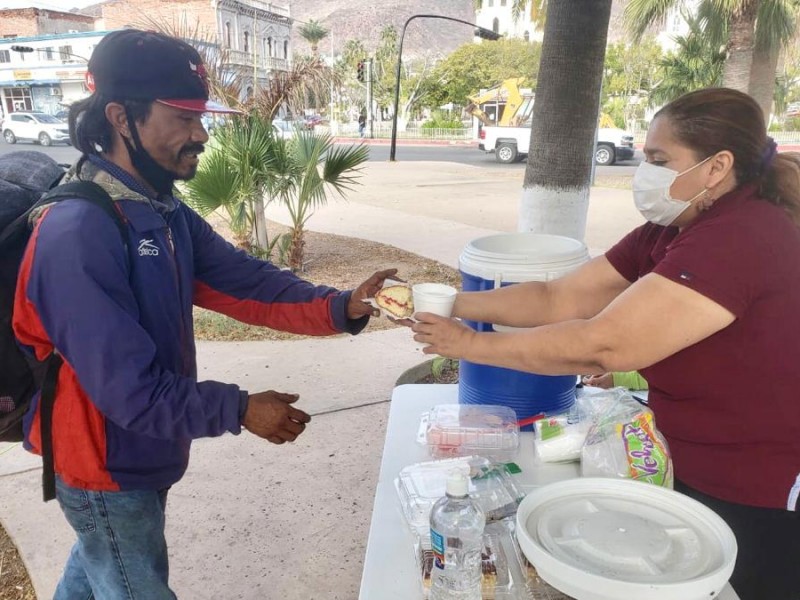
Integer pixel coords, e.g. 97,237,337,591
478,125,636,165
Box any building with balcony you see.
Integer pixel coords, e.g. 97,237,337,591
0,0,293,116
93,0,292,99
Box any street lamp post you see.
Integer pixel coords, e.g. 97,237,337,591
389,14,500,162
11,45,89,63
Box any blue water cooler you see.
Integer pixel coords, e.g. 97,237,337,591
458,233,589,429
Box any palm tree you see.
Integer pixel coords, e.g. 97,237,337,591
251,55,336,120
298,19,329,56
183,118,369,271
182,115,278,255
649,16,726,105
511,0,548,29
625,0,800,118
519,0,613,240
265,130,369,271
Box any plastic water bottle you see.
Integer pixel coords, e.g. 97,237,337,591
429,469,486,600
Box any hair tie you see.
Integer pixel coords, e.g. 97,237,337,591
761,136,778,172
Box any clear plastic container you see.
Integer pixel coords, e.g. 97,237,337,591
418,519,574,600
396,456,524,546
417,404,520,461
419,528,512,599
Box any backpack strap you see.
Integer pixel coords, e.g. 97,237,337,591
38,180,128,244
40,352,63,502
34,180,127,502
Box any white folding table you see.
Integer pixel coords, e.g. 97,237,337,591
359,384,741,600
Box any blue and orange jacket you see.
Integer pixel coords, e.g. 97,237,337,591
12,156,365,492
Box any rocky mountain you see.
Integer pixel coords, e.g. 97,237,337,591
289,0,476,57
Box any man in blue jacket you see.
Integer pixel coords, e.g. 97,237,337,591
13,29,395,599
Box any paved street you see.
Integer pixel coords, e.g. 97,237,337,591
0,138,642,176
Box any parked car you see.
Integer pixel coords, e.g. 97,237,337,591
2,111,70,146
272,119,296,140
479,125,635,165
301,114,324,129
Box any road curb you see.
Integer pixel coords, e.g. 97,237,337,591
333,137,477,148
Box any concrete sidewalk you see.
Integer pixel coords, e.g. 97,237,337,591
0,160,638,599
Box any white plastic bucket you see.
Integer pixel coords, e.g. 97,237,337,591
458,233,589,426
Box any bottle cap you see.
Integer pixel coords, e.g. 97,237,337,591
445,469,469,497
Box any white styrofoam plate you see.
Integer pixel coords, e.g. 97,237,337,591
516,478,737,600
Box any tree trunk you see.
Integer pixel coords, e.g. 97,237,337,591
253,196,268,250
749,42,779,123
722,0,759,93
287,226,305,272
519,0,612,240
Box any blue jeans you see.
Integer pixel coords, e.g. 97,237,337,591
54,477,176,600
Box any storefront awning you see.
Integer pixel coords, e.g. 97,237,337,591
0,80,61,87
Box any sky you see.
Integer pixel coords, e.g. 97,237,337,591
0,0,97,9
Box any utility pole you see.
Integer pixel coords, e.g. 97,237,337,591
329,30,335,133
366,58,374,139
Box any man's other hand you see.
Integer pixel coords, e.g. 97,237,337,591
242,391,311,444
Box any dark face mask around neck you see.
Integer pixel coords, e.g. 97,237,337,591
123,107,177,197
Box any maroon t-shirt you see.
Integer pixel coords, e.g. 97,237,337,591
606,183,800,510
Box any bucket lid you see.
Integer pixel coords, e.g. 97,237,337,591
515,478,737,600
463,233,588,267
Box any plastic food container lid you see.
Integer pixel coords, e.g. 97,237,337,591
396,456,524,543
515,478,737,600
417,404,520,460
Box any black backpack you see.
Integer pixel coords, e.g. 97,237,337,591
0,151,126,501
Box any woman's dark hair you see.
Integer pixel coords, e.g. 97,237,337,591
655,88,800,226
68,95,153,156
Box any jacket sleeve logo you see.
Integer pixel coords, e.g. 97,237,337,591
137,239,160,256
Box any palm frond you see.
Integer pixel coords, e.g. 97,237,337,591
298,19,329,45
511,0,527,21
530,0,548,27
755,0,800,50
183,151,241,217
322,143,370,196
251,56,337,120
292,131,329,220
625,0,681,41
649,15,726,105
707,0,753,17
695,1,729,48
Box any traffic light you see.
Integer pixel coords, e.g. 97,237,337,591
357,60,365,83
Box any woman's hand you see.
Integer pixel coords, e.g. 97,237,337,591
347,269,400,319
411,313,476,358
582,373,614,389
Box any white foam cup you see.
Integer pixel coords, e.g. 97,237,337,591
412,283,457,318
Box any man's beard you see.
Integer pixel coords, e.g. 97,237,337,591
124,108,203,196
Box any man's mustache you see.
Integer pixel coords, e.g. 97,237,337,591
181,144,205,157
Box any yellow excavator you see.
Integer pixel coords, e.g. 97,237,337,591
466,77,534,127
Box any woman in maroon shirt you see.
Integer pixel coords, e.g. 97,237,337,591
412,88,800,599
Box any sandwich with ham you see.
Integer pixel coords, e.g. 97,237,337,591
375,285,414,318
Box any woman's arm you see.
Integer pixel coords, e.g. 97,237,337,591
453,256,632,328
416,272,735,375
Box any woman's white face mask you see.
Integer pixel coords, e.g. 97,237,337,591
632,156,712,226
